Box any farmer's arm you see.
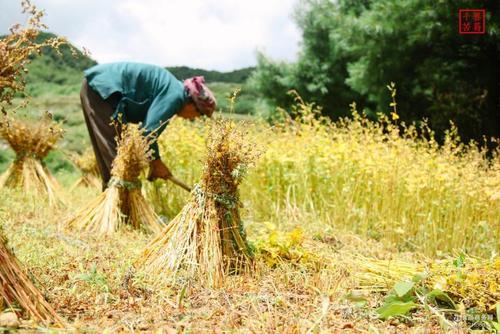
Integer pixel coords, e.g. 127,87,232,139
148,158,171,180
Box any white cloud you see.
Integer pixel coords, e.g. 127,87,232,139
0,0,301,71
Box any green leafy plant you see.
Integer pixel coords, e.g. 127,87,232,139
73,264,110,293
375,275,456,320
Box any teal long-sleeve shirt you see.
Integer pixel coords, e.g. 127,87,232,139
84,62,189,159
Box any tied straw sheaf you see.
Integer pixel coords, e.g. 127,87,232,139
0,231,64,327
0,113,64,206
64,124,163,235
136,119,256,288
70,147,101,190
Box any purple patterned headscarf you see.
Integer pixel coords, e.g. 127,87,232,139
183,76,217,117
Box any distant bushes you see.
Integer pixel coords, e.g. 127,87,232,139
167,66,255,84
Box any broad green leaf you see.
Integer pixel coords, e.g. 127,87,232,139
394,281,414,297
412,273,426,283
426,289,456,309
377,301,417,319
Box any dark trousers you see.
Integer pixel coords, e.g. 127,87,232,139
79,78,121,190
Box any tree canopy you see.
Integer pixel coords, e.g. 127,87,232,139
251,0,500,142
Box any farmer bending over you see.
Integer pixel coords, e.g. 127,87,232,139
80,62,216,190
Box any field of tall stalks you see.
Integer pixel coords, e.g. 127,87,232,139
152,97,499,258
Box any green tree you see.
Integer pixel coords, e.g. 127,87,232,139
346,0,500,141
252,0,500,141
250,0,368,119
249,52,298,110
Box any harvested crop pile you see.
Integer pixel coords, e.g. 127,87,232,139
0,231,64,327
137,119,255,288
71,147,101,189
351,255,499,316
0,113,64,206
65,125,162,235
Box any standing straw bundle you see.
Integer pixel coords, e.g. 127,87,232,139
0,231,64,327
65,125,162,235
137,119,255,288
70,147,101,189
0,113,64,206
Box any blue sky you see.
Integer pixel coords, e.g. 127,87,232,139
0,0,301,71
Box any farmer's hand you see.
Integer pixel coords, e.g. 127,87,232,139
148,159,172,181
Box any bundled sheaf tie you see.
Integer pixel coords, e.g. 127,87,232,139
65,125,162,235
0,113,64,206
0,231,64,327
70,147,101,189
136,119,255,288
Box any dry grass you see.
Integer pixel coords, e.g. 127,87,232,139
0,173,496,331
0,230,64,328
137,119,255,288
1,187,446,333
0,113,64,206
64,125,162,235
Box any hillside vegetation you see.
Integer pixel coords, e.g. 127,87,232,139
21,32,96,96
166,65,254,83
14,32,256,100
